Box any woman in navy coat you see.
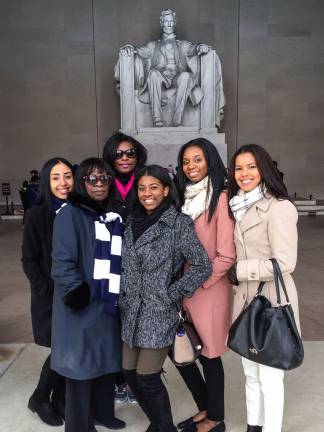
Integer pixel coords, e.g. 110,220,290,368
51,158,125,432
22,157,74,426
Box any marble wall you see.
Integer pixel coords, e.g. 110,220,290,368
237,0,324,197
0,0,323,201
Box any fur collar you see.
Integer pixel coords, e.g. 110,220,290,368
68,191,108,215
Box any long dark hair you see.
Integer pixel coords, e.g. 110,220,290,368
102,132,147,171
36,157,74,207
134,165,180,210
227,144,289,201
74,157,114,198
177,138,227,223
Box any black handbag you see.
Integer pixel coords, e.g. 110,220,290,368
227,258,304,370
172,311,203,367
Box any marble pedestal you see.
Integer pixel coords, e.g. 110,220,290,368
121,127,227,167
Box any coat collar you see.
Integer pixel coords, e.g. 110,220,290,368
125,206,178,251
236,195,274,241
67,191,108,215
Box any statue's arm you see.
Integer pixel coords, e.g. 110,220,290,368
196,43,211,55
136,41,155,59
120,44,137,57
182,40,211,57
119,41,154,59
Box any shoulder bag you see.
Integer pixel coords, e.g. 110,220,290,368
169,217,203,366
172,310,203,367
227,258,304,370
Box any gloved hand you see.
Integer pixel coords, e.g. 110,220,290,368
227,263,239,286
63,282,90,311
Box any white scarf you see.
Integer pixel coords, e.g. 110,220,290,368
229,184,264,222
182,177,212,221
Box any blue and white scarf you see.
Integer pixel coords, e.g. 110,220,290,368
92,212,124,315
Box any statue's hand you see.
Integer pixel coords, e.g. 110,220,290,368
120,44,137,57
196,44,211,55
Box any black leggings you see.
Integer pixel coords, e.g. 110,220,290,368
33,354,65,403
175,355,224,421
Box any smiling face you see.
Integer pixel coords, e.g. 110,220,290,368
113,141,137,175
137,175,169,214
50,162,73,200
234,152,262,192
84,168,110,202
182,145,208,183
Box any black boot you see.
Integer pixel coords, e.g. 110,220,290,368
123,369,158,431
247,426,262,432
28,392,63,426
137,372,177,432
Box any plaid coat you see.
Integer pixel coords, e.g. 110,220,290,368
119,206,211,348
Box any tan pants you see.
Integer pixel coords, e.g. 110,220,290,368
122,343,170,375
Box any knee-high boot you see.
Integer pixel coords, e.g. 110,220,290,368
137,372,177,432
123,370,158,431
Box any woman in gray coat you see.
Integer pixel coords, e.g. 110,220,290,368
119,165,211,432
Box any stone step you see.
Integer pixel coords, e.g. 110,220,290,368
297,205,324,211
298,210,324,216
294,200,317,206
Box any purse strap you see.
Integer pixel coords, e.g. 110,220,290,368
270,258,290,304
256,258,290,305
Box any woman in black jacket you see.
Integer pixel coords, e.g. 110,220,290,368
103,132,147,221
22,157,74,426
103,132,147,402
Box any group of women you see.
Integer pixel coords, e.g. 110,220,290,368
22,133,300,432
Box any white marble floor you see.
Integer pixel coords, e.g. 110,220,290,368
0,342,323,432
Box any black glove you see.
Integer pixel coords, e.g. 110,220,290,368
63,282,90,311
227,263,239,286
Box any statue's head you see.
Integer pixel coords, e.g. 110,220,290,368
160,9,176,34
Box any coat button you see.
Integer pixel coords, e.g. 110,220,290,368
243,293,246,300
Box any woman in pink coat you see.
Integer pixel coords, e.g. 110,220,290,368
175,138,236,432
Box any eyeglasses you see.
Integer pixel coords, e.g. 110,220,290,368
83,174,112,186
115,148,137,159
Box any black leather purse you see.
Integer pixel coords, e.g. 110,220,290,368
227,258,304,370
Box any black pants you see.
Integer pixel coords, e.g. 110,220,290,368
65,373,115,432
115,371,125,387
33,354,65,403
175,355,224,421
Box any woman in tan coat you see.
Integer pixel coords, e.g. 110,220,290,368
175,138,236,432
227,144,300,432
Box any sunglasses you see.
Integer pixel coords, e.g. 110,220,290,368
83,174,112,186
115,148,137,159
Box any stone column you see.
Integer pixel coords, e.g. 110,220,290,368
119,53,136,132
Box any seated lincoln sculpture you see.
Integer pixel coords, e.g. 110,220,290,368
115,9,224,128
